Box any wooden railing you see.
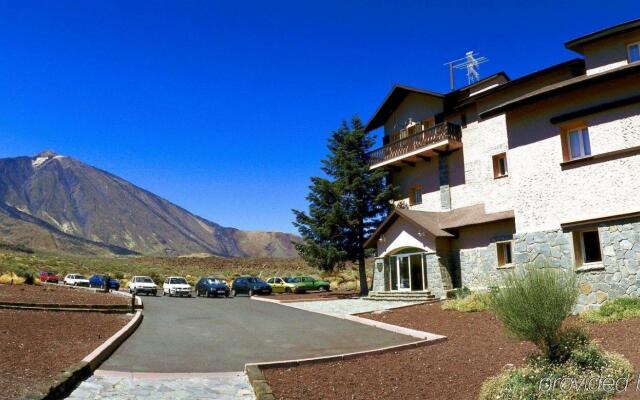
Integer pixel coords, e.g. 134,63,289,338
367,122,462,166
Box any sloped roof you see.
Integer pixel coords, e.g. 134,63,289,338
479,62,640,119
364,204,515,248
364,85,444,133
565,18,640,54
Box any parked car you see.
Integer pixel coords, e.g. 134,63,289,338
163,276,192,297
128,276,158,296
89,274,120,291
288,276,331,291
63,274,90,286
195,277,231,298
38,271,60,284
266,277,307,294
231,276,272,296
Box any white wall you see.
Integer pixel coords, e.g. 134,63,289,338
506,75,640,233
376,218,436,256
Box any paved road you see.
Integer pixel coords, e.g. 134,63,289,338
101,295,415,372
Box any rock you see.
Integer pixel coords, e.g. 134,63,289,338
579,282,592,295
596,291,608,304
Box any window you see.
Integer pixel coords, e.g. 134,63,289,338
573,230,602,267
565,127,591,160
409,186,422,205
460,113,467,128
492,153,508,178
496,241,513,267
628,42,640,63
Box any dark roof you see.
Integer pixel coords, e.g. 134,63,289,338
565,18,640,54
480,62,640,119
364,85,444,133
364,204,514,248
454,59,585,109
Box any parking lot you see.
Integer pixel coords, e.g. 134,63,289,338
100,294,416,372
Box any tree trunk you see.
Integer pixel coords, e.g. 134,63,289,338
358,250,369,297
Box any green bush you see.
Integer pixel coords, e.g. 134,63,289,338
490,267,578,363
454,286,471,299
582,297,640,324
13,267,34,284
480,343,632,400
442,292,491,312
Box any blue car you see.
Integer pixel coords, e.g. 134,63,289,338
89,274,120,291
195,277,231,298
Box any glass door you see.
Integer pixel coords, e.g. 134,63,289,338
397,256,411,291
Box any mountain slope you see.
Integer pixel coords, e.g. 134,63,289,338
0,151,299,257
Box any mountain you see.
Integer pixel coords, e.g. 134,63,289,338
0,151,299,257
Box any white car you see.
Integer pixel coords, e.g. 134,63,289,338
163,276,192,297
128,276,158,296
63,274,90,286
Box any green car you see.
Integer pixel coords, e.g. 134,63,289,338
288,276,331,291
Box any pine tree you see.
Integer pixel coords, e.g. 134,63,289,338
293,117,397,295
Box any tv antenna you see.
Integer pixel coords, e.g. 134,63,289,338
443,51,489,90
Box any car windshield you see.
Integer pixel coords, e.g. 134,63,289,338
138,277,153,283
170,278,187,284
246,277,265,284
207,278,222,284
47,272,56,276
284,277,295,283
77,275,86,279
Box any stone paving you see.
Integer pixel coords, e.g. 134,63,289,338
67,372,255,400
283,298,424,317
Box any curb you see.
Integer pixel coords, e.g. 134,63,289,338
244,337,446,400
246,296,447,399
22,301,144,399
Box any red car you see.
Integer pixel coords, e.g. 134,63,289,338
38,271,60,283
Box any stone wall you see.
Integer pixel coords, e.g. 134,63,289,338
460,244,508,290
512,221,640,312
372,259,385,292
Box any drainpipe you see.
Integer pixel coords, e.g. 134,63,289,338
438,152,451,210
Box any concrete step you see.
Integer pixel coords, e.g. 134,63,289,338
365,291,436,302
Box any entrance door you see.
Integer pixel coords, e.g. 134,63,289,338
410,254,424,291
397,255,411,291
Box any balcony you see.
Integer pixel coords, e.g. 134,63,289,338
367,122,462,169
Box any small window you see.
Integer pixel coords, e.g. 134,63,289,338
492,153,508,178
628,42,640,63
409,186,422,205
573,230,602,266
496,241,513,267
564,127,591,160
460,113,467,128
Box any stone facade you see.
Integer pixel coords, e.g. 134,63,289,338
510,220,640,312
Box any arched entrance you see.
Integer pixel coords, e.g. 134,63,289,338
383,248,428,292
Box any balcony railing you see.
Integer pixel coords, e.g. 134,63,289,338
367,122,462,166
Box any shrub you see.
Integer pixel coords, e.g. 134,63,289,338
582,297,640,324
454,286,471,299
13,267,34,284
489,267,578,363
480,343,632,400
442,292,491,312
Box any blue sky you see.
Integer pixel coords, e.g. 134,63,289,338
0,1,637,233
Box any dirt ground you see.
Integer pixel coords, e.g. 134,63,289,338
0,309,129,399
264,302,640,400
0,284,130,305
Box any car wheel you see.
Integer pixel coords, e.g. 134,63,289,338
231,289,236,297
248,289,254,297
225,291,230,298
285,287,292,294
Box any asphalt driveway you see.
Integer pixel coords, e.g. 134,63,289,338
100,295,415,372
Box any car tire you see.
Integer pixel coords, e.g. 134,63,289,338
231,289,236,297
248,289,254,297
225,291,230,298
285,287,292,294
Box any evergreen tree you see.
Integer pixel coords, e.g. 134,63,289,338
293,117,397,295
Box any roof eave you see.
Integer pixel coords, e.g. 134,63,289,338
565,18,640,54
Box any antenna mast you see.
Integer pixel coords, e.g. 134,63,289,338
443,51,489,90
